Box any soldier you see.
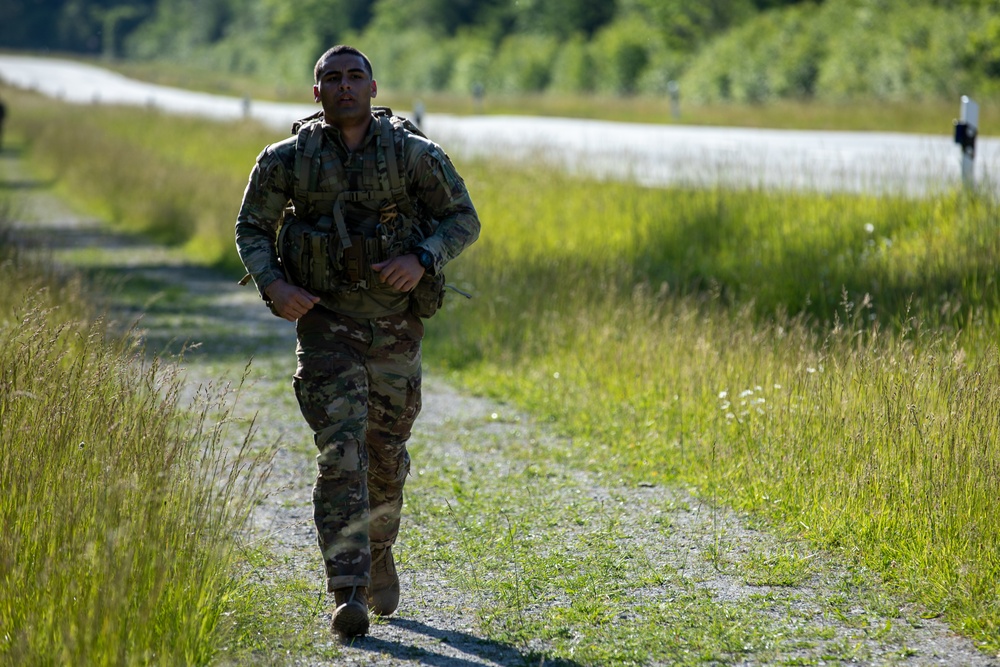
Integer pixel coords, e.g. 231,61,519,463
235,45,480,639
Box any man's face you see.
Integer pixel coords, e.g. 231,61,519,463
313,54,377,126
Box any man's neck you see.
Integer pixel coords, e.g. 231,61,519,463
328,114,372,152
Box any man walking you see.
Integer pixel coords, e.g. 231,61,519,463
236,45,480,639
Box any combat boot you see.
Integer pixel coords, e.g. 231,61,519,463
331,586,369,638
369,546,400,616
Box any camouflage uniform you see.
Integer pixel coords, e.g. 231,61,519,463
236,112,479,591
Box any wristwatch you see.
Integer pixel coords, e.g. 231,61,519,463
416,249,434,272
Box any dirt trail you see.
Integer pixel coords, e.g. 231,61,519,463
3,146,996,666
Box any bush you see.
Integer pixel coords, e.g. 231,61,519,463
487,33,560,94
816,0,974,100
680,3,825,103
353,28,456,93
589,17,661,95
681,0,981,103
446,30,495,97
549,34,595,93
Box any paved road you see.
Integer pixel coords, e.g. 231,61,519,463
2,54,995,195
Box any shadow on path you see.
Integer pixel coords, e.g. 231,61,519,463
0,146,55,190
347,618,585,667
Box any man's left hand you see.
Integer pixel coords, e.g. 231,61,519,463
372,254,425,292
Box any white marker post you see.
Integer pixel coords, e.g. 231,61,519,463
954,95,979,188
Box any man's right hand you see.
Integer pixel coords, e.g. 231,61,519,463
264,279,321,322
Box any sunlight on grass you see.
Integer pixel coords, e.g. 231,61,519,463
0,201,269,664
6,85,1000,654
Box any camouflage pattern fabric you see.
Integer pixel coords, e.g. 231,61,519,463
236,111,480,320
235,107,479,597
294,307,423,591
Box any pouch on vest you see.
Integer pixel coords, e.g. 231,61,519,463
410,270,446,318
277,216,347,293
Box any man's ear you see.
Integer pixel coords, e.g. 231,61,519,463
313,84,320,102
371,80,378,99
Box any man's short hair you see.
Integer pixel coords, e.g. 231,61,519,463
314,45,373,83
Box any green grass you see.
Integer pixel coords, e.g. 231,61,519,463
0,171,271,665
401,405,943,665
5,83,1000,656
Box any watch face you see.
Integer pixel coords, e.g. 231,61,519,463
419,251,433,269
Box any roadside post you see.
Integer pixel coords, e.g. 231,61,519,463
953,95,979,188
413,99,425,130
668,80,680,120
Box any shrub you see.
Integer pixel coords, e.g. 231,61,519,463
487,33,560,94
589,17,661,95
549,34,595,93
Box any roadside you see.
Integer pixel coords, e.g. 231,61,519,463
3,56,995,198
2,144,996,665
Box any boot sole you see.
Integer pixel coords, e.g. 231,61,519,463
332,601,369,638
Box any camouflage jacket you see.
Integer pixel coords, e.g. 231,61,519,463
236,110,480,318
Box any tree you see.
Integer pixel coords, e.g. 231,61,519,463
616,0,758,52
510,0,615,38
367,0,508,36
262,0,373,47
0,0,154,53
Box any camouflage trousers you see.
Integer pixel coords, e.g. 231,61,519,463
293,307,423,592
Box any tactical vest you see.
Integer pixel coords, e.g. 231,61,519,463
277,107,433,295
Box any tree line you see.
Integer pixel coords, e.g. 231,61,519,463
2,0,999,100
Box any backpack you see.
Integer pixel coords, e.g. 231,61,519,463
278,107,446,317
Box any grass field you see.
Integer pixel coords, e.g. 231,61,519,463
0,205,274,663
3,81,1000,659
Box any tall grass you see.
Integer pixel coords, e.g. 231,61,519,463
7,86,1000,650
0,190,265,663
438,163,1000,648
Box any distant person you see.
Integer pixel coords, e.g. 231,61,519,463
235,45,480,639
0,97,6,151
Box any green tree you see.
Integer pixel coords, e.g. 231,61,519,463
367,0,507,36
590,16,663,94
124,0,234,58
510,0,615,38
262,0,373,48
0,0,153,53
487,33,560,93
616,0,758,52
550,34,595,93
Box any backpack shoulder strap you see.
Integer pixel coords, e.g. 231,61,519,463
294,121,323,198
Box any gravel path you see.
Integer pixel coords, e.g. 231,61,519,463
3,146,997,666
